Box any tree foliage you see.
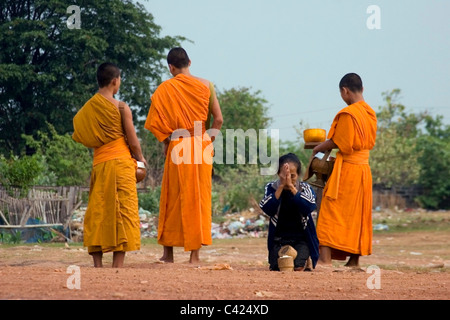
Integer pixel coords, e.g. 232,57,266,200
415,116,450,209
212,87,272,174
217,87,271,132
370,90,423,187
211,87,274,212
0,153,44,195
0,0,183,156
370,89,450,209
22,123,92,186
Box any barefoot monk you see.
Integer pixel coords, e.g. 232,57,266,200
313,73,377,268
145,48,223,264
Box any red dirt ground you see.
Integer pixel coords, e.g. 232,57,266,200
1,229,449,304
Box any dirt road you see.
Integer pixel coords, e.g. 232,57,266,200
1,229,449,304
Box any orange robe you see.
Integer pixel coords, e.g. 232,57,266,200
144,74,213,252
316,101,377,258
72,93,141,254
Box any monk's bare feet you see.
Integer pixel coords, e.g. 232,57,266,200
112,251,125,268
159,246,174,263
344,254,360,268
318,246,333,266
189,249,200,264
91,252,103,268
315,262,334,272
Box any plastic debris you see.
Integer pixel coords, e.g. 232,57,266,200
67,207,270,240
373,223,389,231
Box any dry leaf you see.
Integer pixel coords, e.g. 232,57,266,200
199,263,233,270
254,290,277,298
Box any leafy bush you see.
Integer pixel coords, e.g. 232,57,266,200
213,166,268,213
0,230,22,244
138,186,161,214
22,123,92,186
370,89,450,209
415,119,450,209
0,154,45,196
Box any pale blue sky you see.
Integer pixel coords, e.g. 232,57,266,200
144,0,450,142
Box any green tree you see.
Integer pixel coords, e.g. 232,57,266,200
371,89,450,209
218,87,271,132
213,87,272,175
22,123,92,186
370,89,423,188
0,153,44,195
415,115,450,209
202,87,275,213
0,0,183,156
139,129,166,187
214,165,267,213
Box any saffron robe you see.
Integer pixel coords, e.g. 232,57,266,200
144,74,213,252
72,93,141,253
316,100,377,258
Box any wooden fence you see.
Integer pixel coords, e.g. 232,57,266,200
372,185,422,209
0,186,84,233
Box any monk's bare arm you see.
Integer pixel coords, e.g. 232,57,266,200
209,89,223,142
194,77,223,130
162,138,170,156
210,96,223,130
192,77,223,140
312,139,338,156
121,103,146,165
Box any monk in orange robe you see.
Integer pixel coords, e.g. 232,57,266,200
144,48,223,264
313,73,377,268
72,62,146,268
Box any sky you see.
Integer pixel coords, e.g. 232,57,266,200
143,0,450,142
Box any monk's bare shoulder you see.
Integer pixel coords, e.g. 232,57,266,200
100,93,120,109
112,98,122,108
118,100,130,108
192,76,210,88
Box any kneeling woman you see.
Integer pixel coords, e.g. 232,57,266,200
259,153,319,271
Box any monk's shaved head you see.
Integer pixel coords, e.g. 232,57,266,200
167,47,190,69
339,73,363,93
97,62,120,88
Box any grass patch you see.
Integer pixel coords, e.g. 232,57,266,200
373,210,450,233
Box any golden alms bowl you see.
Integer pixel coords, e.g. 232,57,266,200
303,128,326,143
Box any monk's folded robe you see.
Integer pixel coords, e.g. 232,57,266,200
72,93,140,254
145,74,213,252
316,101,377,258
